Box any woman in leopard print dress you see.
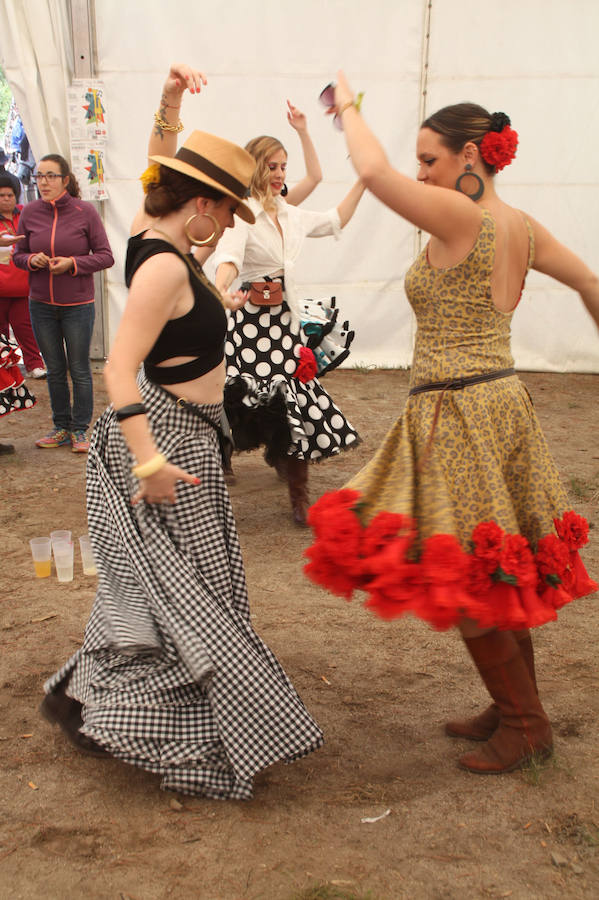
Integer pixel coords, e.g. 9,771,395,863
307,73,599,775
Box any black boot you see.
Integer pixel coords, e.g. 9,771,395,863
40,679,111,758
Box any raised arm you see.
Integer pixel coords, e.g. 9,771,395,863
336,179,365,228
284,101,323,207
147,63,207,163
330,71,480,244
131,63,207,236
527,214,599,330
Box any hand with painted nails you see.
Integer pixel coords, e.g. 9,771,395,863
164,63,207,101
132,462,201,506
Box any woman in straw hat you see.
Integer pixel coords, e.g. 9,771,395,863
40,65,323,799
306,72,598,775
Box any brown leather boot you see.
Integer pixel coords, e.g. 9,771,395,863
273,455,289,482
445,631,537,741
457,631,552,774
287,457,309,526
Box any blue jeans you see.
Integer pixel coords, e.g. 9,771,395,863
29,300,95,432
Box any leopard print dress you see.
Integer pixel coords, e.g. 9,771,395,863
304,210,597,630
349,209,567,547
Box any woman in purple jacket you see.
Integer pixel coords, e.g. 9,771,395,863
14,154,114,451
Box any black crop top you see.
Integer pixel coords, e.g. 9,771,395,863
125,233,227,385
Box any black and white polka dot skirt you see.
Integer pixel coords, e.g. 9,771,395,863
0,336,36,417
224,299,360,464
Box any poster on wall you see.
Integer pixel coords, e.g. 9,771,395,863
70,145,109,201
67,79,109,201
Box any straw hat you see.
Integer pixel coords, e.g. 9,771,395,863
150,130,256,224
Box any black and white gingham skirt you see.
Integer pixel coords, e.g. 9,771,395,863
44,373,323,799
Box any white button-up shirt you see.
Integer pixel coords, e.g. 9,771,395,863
213,196,341,325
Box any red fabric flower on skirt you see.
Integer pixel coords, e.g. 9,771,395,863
304,489,364,599
416,534,472,630
471,520,504,574
294,346,318,384
364,538,421,620
362,511,416,559
554,510,590,551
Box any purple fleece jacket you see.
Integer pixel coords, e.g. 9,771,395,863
13,191,114,305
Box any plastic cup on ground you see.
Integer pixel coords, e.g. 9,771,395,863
53,541,74,583
29,537,52,578
50,530,72,547
79,535,97,576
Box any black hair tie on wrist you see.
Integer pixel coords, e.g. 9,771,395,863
115,403,147,421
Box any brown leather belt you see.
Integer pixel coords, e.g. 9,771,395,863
409,367,516,472
408,367,515,396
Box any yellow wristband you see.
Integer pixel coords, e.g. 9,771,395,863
132,453,167,479
339,92,364,117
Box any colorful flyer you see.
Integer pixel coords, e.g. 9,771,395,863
71,145,109,201
67,79,108,143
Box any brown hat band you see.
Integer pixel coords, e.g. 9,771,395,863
175,147,250,200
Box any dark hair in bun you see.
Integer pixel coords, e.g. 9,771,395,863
489,112,511,132
421,102,515,174
144,165,225,217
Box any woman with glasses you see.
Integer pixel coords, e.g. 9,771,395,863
13,155,114,452
214,134,365,525
307,72,599,775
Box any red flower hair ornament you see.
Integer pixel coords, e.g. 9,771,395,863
480,124,518,172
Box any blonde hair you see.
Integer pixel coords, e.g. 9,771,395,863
244,135,286,211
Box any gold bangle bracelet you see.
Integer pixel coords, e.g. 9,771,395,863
153,112,184,133
132,452,167,479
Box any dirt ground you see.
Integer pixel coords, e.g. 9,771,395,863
1,368,598,900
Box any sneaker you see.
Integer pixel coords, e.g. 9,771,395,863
26,367,47,379
36,428,71,448
0,442,15,455
70,430,90,453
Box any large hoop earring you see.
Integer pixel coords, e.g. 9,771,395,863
184,213,221,247
455,164,484,202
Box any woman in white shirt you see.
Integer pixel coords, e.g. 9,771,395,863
214,136,364,525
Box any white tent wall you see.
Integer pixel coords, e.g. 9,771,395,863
1,1,598,371
93,0,424,370
0,0,73,159
425,0,599,373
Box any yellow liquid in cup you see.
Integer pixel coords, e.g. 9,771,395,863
34,559,52,578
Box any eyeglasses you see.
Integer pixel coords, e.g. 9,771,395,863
33,172,63,183
318,83,364,131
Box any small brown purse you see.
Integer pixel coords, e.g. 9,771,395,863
248,281,283,306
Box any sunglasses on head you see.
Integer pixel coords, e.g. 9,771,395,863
318,83,364,131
